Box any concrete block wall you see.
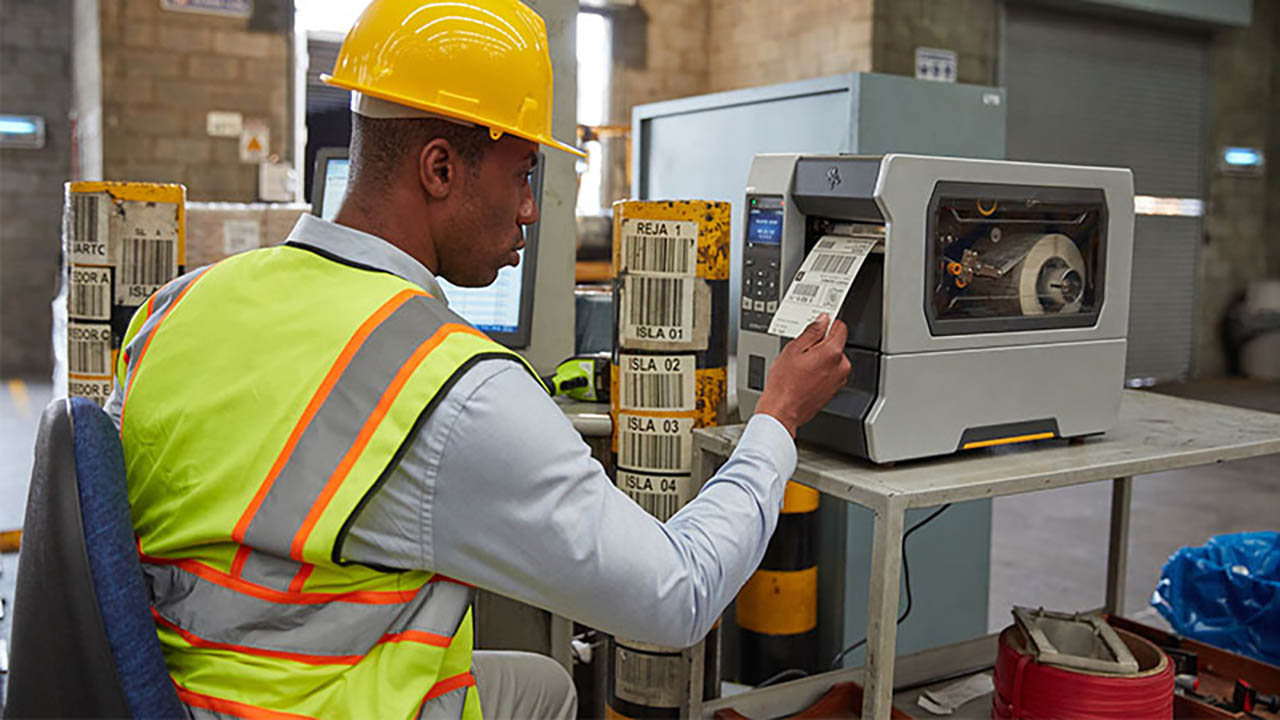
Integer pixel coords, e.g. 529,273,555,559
1199,0,1280,375
0,0,73,378
870,0,997,85
97,0,292,201
706,0,873,93
608,0,710,123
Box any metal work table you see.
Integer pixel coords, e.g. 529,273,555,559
690,390,1280,719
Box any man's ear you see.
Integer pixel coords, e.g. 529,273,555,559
419,138,457,200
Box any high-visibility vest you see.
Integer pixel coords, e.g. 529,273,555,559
116,243,541,720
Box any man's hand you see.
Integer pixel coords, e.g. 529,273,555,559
754,315,851,438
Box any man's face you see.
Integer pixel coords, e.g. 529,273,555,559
436,136,540,287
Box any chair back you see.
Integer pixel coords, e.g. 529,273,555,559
5,397,184,719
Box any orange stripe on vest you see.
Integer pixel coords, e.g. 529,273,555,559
288,323,488,561
138,542,418,605
174,682,318,720
420,671,477,706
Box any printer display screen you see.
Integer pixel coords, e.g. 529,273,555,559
747,207,783,245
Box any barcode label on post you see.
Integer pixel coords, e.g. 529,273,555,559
69,377,114,406
120,237,176,302
620,276,694,344
620,218,698,276
617,413,694,473
613,643,684,708
619,353,696,411
617,470,696,522
68,322,113,376
114,200,181,305
69,266,112,321
70,193,109,265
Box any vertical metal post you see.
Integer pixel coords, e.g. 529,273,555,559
861,498,906,720
1105,476,1133,616
549,614,573,673
680,638,706,720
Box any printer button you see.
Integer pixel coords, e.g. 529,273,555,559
753,300,766,312
766,300,778,313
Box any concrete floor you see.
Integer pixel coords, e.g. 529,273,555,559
0,378,1276,713
988,378,1280,628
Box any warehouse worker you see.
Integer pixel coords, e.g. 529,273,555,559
105,1,850,718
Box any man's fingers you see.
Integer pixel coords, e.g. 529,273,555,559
821,318,849,350
794,314,830,347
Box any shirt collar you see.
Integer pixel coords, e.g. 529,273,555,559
284,214,448,305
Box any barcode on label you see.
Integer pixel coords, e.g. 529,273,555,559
620,433,685,472
624,374,687,410
789,283,820,303
624,235,696,275
627,276,689,327
618,413,694,472
70,194,108,264
122,237,175,288
613,645,683,708
620,219,698,276
625,490,679,522
809,252,857,275
68,323,112,376
69,266,112,321
619,355,695,412
617,470,694,521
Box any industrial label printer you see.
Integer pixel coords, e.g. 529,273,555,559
737,153,1135,463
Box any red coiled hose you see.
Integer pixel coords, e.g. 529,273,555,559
992,626,1173,720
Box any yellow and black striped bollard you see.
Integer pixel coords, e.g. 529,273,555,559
735,481,819,684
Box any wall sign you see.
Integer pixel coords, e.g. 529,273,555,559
161,0,252,19
239,119,269,163
206,111,243,138
915,47,957,83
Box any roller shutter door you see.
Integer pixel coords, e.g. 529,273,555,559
1001,3,1209,381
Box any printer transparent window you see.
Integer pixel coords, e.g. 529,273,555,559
929,184,1106,327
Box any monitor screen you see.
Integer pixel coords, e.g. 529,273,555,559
311,147,540,348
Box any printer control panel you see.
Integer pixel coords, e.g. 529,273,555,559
741,195,783,333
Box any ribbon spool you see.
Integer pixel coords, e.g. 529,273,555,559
992,624,1173,719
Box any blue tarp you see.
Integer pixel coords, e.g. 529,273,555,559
1152,531,1280,665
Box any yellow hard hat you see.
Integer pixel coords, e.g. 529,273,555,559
322,0,586,158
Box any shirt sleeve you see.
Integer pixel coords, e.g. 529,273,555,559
343,359,797,648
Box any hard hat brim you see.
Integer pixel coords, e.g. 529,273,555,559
323,74,588,159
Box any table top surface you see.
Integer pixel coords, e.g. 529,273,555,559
692,390,1280,511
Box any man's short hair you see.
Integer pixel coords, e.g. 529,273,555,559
349,113,493,186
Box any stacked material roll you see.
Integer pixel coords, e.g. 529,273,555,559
606,199,730,719
992,624,1173,719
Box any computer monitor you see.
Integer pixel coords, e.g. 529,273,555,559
311,146,542,349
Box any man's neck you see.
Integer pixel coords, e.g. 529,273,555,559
332,192,439,274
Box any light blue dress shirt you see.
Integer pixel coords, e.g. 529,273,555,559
110,214,798,649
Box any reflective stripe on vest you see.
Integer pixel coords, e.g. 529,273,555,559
120,246,534,720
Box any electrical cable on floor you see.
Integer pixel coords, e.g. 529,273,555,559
752,503,953,689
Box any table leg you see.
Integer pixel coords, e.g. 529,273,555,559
691,447,719,493
1105,476,1133,616
862,499,906,720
